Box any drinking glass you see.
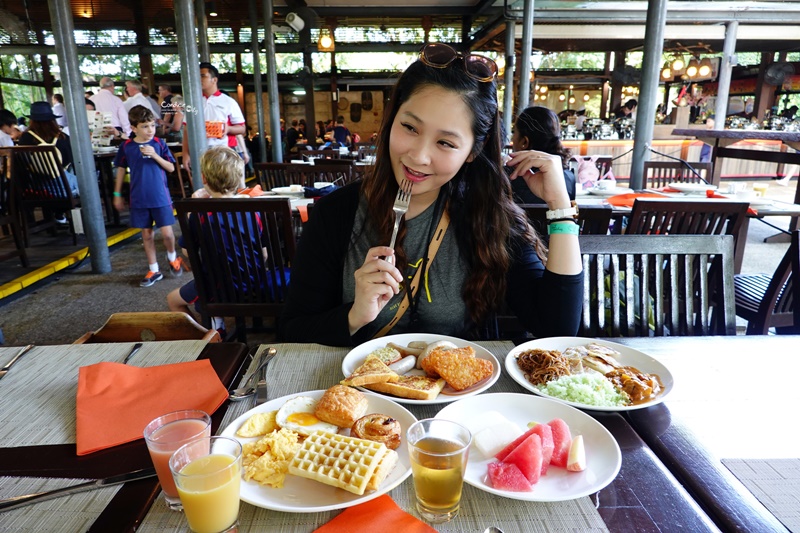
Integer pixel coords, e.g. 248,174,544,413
139,145,151,159
407,418,472,523
143,410,211,510
170,436,243,533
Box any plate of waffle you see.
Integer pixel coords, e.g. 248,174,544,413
341,334,501,405
219,389,416,512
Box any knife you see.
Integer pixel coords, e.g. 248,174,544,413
255,347,276,405
0,345,34,381
0,467,157,512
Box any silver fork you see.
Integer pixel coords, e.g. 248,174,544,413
387,179,413,262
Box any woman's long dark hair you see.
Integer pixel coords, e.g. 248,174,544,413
514,106,571,168
28,119,64,143
361,56,545,329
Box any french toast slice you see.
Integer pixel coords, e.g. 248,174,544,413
341,354,400,387
365,374,446,400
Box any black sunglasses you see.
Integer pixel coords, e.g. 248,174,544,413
419,43,498,83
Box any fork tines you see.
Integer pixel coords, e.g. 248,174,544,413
388,179,413,252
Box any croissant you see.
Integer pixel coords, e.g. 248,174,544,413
351,414,402,450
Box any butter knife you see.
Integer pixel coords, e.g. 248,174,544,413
256,347,276,405
0,467,157,512
0,345,34,381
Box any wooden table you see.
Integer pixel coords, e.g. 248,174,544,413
0,341,249,532
615,336,798,533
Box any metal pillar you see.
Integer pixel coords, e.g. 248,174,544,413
248,0,267,162
176,0,207,189
195,0,211,62
714,21,739,130
517,0,534,112
46,0,110,273
502,19,516,143
630,0,668,191
263,0,283,163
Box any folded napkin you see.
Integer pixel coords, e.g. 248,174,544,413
314,495,436,533
605,192,669,208
297,203,309,223
705,189,758,215
237,184,264,197
76,360,228,456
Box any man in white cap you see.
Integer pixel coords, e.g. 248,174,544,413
91,77,132,138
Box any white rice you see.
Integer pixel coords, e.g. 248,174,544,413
536,373,629,407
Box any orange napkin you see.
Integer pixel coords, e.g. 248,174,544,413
705,189,758,215
605,192,669,208
297,203,309,223
314,495,436,533
76,360,228,456
237,184,264,197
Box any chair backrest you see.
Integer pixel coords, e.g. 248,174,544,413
627,198,747,246
10,145,77,209
643,161,713,189
304,161,354,186
578,234,737,336
356,144,376,160
304,149,342,159
174,197,295,326
743,230,799,334
520,203,612,238
73,312,221,343
254,162,309,189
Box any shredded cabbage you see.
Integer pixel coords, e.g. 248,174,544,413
536,373,629,407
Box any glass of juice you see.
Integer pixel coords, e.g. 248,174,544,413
407,418,472,523
170,436,243,533
143,410,211,510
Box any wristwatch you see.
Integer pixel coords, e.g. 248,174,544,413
545,201,579,221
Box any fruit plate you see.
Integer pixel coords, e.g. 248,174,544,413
219,389,416,513
435,393,621,501
505,337,674,412
342,333,501,405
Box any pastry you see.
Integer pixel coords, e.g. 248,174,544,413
314,384,368,428
351,413,402,450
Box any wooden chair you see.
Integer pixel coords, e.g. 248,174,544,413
520,203,612,239
9,145,81,246
734,230,799,334
169,151,190,198
643,161,713,189
303,161,354,186
356,143,376,160
303,149,342,159
254,162,308,190
175,197,295,342
0,148,29,267
73,312,221,343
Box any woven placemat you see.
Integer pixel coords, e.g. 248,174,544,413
722,458,800,532
139,342,609,533
0,341,207,447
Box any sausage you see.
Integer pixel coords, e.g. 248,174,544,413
388,356,416,375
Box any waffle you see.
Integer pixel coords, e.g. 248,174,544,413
288,431,388,495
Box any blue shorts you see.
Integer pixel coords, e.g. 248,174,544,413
130,205,175,229
179,279,201,311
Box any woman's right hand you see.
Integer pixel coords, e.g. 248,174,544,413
348,246,404,335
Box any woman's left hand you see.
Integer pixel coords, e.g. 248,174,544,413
506,150,571,207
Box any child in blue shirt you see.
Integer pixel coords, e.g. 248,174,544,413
113,105,181,287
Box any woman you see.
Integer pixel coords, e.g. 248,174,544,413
280,43,583,346
18,101,79,198
510,106,576,204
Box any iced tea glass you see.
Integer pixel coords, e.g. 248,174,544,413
143,409,211,510
407,418,472,523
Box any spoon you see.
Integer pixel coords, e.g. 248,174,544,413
229,347,277,401
483,528,504,533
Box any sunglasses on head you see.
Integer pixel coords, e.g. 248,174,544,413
419,43,498,83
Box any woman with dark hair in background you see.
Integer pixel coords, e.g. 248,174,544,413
509,106,576,204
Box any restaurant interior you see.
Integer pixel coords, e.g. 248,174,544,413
1,1,799,533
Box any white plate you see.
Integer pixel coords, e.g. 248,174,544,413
505,337,673,412
219,389,416,513
668,182,718,193
342,333,501,405
313,182,333,189
587,187,634,197
435,393,621,501
271,186,305,196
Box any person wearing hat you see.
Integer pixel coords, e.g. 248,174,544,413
18,101,80,215
574,108,587,131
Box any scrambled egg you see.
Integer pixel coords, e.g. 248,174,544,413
243,427,302,488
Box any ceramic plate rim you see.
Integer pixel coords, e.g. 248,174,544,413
341,333,501,405
669,182,718,193
219,389,416,513
588,187,634,197
504,337,673,412
435,393,622,501
271,186,304,196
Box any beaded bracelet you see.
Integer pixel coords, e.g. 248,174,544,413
548,221,580,235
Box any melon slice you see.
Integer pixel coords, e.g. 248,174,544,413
531,422,555,475
548,418,573,468
495,426,537,461
487,461,532,492
502,433,543,484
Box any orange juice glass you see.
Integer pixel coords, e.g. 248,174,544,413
170,436,242,533
143,410,211,510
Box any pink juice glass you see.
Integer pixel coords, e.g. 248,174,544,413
144,409,212,510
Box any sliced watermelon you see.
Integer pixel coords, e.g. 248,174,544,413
531,423,555,475
487,461,532,492
548,418,573,468
495,426,537,461
502,433,543,484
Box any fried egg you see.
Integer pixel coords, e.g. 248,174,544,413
276,396,339,436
